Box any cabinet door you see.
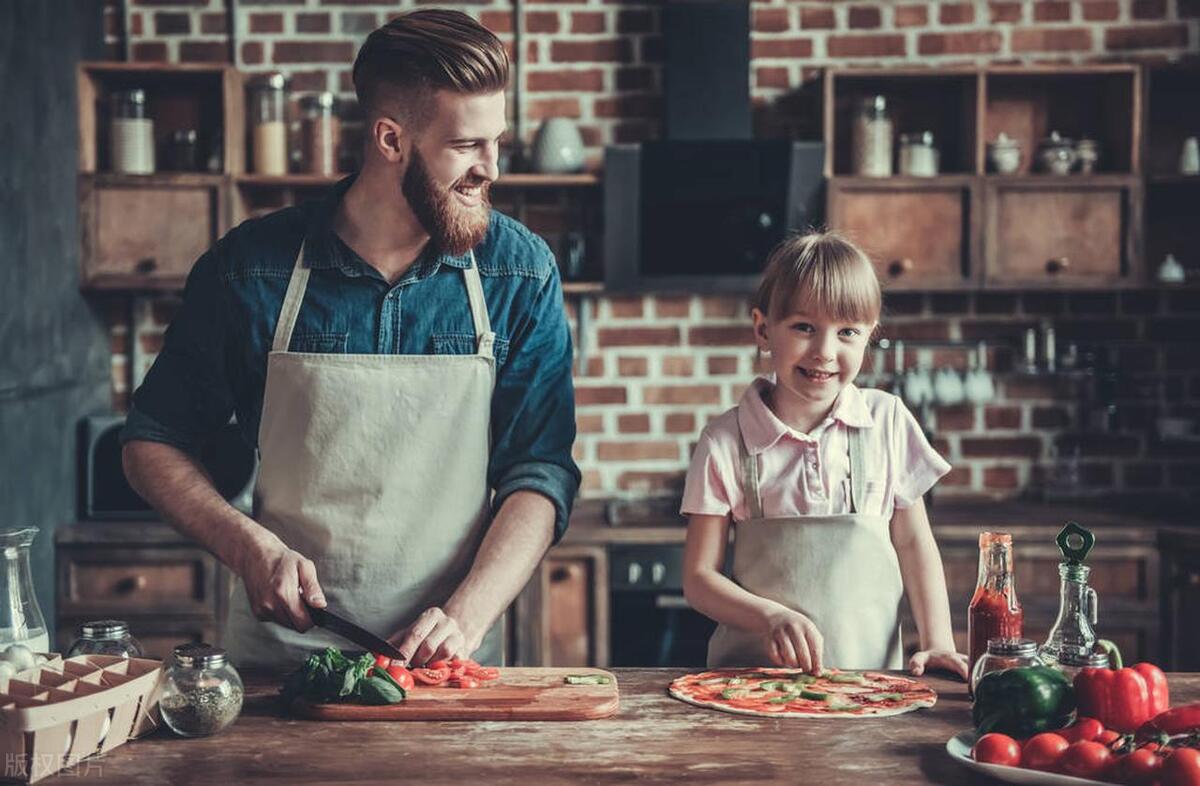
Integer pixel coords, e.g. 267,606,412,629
58,546,218,617
827,177,978,289
80,174,227,289
984,177,1140,286
544,546,609,668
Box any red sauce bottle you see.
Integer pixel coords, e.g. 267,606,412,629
968,532,1023,683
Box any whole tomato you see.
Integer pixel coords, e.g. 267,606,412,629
1060,717,1105,744
1115,747,1164,786
972,733,1021,767
1021,733,1070,772
1161,749,1200,786
1058,741,1114,780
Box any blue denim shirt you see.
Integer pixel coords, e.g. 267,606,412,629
121,176,580,540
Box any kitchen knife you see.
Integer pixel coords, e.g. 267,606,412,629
305,602,406,662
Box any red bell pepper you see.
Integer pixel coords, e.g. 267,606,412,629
1136,702,1200,743
1073,645,1170,734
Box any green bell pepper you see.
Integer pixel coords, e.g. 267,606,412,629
972,665,1076,738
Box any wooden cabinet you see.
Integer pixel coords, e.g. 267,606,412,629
510,545,609,667
1159,528,1200,671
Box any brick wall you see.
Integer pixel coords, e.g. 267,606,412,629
103,0,1200,505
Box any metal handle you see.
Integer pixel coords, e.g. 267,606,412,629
116,575,148,594
654,594,690,610
1087,586,1098,626
888,258,914,277
650,562,666,585
134,257,158,274
1046,257,1070,274
550,564,582,583
627,562,642,585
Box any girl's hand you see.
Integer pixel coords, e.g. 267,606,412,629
761,608,824,673
909,648,968,681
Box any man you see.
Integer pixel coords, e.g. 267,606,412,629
121,10,579,667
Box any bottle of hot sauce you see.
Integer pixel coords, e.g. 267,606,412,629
968,532,1023,684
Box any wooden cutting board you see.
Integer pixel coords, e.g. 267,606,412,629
292,667,620,721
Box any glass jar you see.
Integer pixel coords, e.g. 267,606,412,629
165,128,199,172
1037,130,1077,175
160,644,244,738
66,620,143,659
249,73,288,175
1055,650,1109,684
968,532,1024,685
899,131,939,177
0,528,49,653
110,88,155,174
852,95,893,177
970,638,1044,695
300,92,340,176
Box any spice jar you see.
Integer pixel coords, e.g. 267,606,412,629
1075,137,1100,174
1037,131,1077,175
110,88,155,174
300,92,340,176
988,132,1022,174
970,638,1045,695
160,643,244,738
249,73,288,175
899,131,939,177
66,620,143,659
1054,650,1109,683
852,95,893,177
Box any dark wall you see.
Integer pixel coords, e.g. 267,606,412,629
0,1,109,634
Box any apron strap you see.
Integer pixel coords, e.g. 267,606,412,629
847,425,867,515
463,251,495,358
735,416,764,520
272,240,311,353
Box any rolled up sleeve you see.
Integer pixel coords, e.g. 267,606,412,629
488,257,581,543
119,250,236,456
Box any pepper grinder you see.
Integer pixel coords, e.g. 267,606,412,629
1040,522,1100,668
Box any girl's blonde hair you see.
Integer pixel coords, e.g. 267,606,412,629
754,230,881,325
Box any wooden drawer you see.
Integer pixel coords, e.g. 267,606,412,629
57,617,218,661
58,546,218,617
827,176,979,289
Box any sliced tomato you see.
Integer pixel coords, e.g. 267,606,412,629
427,660,451,671
373,653,393,670
469,666,500,681
412,666,451,686
386,664,415,690
448,676,479,689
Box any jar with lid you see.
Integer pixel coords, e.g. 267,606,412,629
66,620,143,659
969,637,1045,695
852,95,893,177
160,643,244,737
1054,650,1109,683
899,131,939,177
300,92,340,176
249,73,288,175
110,88,155,174
1037,130,1077,175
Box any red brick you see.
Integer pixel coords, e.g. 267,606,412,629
593,94,660,119
751,38,813,58
154,11,190,34
551,39,632,63
617,472,687,493
848,6,882,29
597,442,680,461
1012,27,1093,52
526,11,560,33
990,2,1022,22
129,12,144,36
654,297,691,318
701,296,749,319
643,386,722,405
800,7,836,29
570,11,605,33
528,97,582,120
578,356,605,377
708,356,740,375
961,437,1042,458
576,414,604,434
618,357,649,377
688,326,754,346
941,466,972,487
757,66,791,89
618,414,651,433
598,327,680,348
616,66,654,91
662,356,695,376
984,466,1020,489
273,41,354,63
1031,406,1069,428
480,11,512,33
1081,0,1120,20
613,122,653,143
827,34,906,58
985,406,1022,429
918,30,1003,55
931,348,971,370
1033,1,1072,21
528,69,605,92
616,9,653,33
180,41,228,62
1006,376,1076,400
754,7,791,32
936,406,976,431
1057,434,1141,457
575,386,627,406
608,297,644,318
296,12,332,33
1105,24,1188,49
131,41,167,61
665,413,697,434
893,4,928,27
249,12,283,33
939,3,974,24
1133,0,1167,18
200,12,227,33
131,0,206,5
288,70,327,92
579,470,602,493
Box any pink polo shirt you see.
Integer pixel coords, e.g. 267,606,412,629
681,377,951,522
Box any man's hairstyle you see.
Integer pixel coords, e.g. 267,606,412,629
352,9,510,129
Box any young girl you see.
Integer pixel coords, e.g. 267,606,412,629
681,231,968,680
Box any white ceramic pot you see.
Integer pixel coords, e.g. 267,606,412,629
531,118,585,174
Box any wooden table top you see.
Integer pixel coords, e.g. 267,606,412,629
35,669,1200,785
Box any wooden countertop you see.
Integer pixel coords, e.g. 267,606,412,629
39,669,1200,785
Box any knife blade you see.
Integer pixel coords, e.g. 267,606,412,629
305,602,406,662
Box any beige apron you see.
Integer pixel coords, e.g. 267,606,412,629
223,241,503,668
707,423,905,670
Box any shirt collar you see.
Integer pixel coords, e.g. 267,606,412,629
737,377,875,454
300,173,473,275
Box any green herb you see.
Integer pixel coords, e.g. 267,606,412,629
280,647,407,706
721,687,751,699
863,692,903,702
564,674,611,686
162,684,243,736
828,672,867,685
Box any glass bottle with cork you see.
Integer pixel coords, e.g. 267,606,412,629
968,532,1023,688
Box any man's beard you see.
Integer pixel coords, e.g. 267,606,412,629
402,148,492,257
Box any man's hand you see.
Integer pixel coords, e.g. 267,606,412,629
390,607,473,666
237,538,326,632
